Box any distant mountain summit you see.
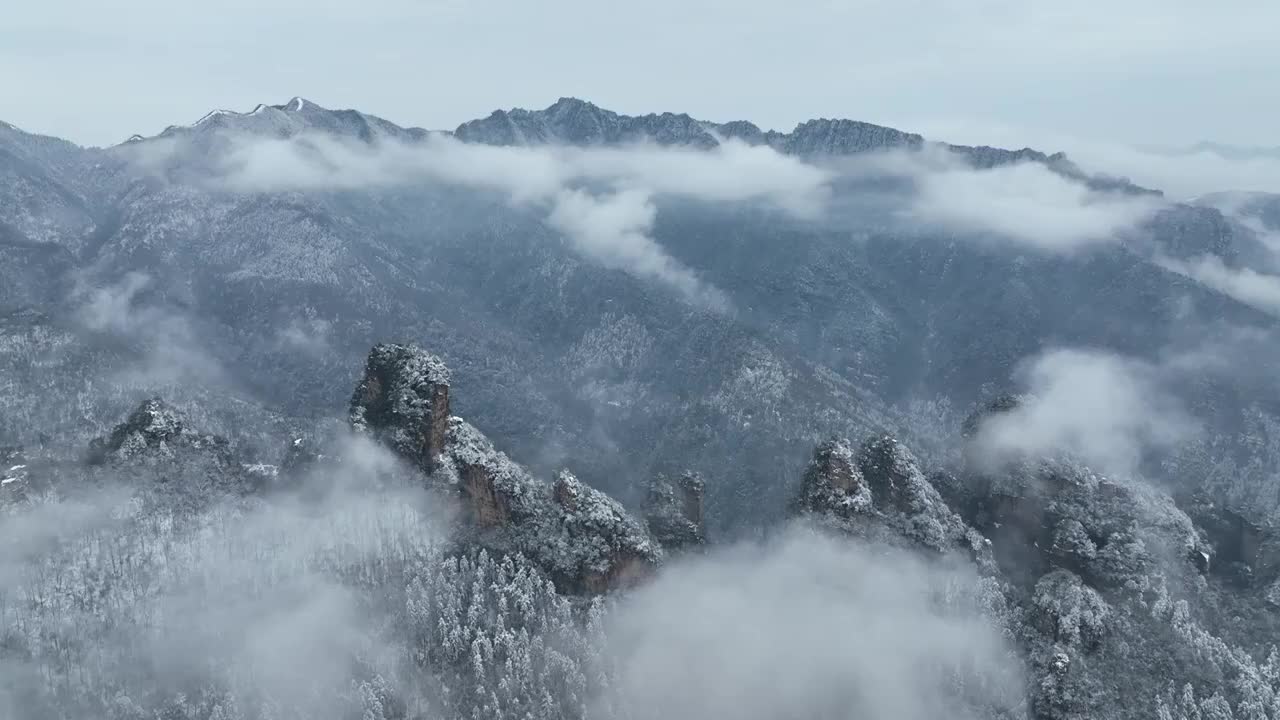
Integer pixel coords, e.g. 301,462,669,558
132,97,431,146
451,96,1152,194
106,95,1147,194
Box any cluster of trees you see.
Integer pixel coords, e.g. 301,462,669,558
0,472,613,720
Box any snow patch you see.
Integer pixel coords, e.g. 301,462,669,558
193,109,234,127
288,97,307,112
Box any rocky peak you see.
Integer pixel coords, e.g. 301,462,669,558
793,434,994,567
643,471,707,551
1177,492,1280,588
455,97,719,149
857,435,935,514
349,343,661,594
126,98,428,153
791,438,871,518
87,397,229,464
350,343,452,473
784,118,924,156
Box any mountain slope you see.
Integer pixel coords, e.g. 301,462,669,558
0,97,1275,532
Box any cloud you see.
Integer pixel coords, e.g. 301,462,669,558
278,317,333,356
548,188,730,309
0,433,449,719
1156,254,1280,316
74,271,224,385
970,348,1194,475
1080,145,1280,200
598,526,1022,720
903,118,1280,200
908,161,1161,251
835,147,1163,251
149,131,831,309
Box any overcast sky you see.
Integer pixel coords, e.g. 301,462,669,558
3,0,1278,150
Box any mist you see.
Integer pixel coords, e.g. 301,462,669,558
599,526,1023,720
118,129,1183,311
0,434,451,720
968,348,1195,476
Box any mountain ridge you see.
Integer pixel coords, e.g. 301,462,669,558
0,95,1148,195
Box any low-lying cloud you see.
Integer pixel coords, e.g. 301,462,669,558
548,188,729,308
909,161,1161,251
904,118,1280,200
160,132,834,310
74,271,224,385
836,148,1164,252
970,348,1195,475
126,128,1181,306
600,526,1023,720
1156,254,1280,316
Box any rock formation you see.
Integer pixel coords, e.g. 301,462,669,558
350,343,452,472
643,471,707,551
87,397,232,465
792,434,993,567
352,343,661,593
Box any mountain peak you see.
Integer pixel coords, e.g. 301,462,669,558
279,96,319,113
546,96,600,113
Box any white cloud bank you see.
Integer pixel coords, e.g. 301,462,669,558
1157,254,1280,316
197,132,834,310
839,148,1165,252
126,129,1180,305
600,527,1022,720
910,161,1161,251
970,348,1194,475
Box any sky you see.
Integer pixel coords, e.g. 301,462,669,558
3,0,1279,150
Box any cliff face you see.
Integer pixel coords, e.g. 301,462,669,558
350,342,661,594
643,471,707,551
349,343,452,473
792,435,994,569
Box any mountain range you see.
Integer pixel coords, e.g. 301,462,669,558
4,95,1280,720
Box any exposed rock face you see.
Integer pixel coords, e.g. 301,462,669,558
79,397,260,501
455,97,720,149
793,435,993,568
1178,492,1280,587
87,397,230,465
784,118,923,156
791,438,872,518
350,343,451,473
437,417,659,593
452,98,1152,195
350,343,661,594
643,471,707,551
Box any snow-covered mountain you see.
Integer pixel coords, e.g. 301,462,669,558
5,96,1280,720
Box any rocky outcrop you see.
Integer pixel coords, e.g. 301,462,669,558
455,97,720,149
1178,492,1280,587
351,343,661,594
643,471,707,551
791,438,872,519
956,395,1209,587
350,343,452,473
87,397,231,465
452,97,1153,194
80,398,261,501
792,435,993,568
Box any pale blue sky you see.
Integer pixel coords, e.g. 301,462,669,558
4,0,1278,149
